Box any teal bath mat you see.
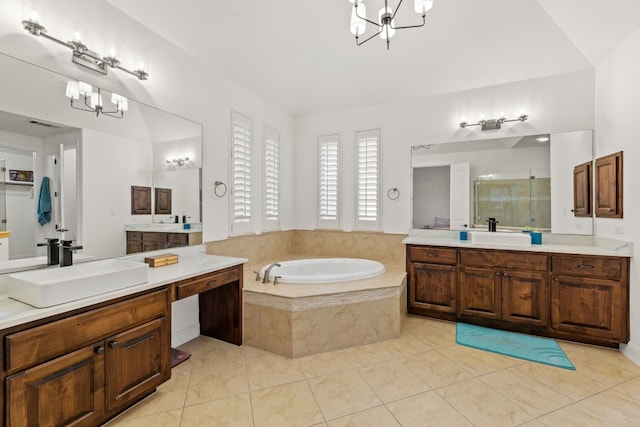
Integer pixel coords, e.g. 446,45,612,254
456,323,575,370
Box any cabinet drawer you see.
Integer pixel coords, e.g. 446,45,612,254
176,267,240,300
168,233,188,245
127,231,142,241
142,232,168,243
551,255,622,280
407,246,457,265
5,289,169,374
460,249,548,271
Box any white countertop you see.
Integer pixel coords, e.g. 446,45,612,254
0,245,246,331
403,229,633,257
125,223,203,234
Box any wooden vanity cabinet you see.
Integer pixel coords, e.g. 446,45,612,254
406,246,458,319
126,231,202,254
459,249,549,327
3,288,170,426
550,254,629,343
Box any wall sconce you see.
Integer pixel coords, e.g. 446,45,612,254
166,157,190,166
65,80,128,118
459,114,529,131
21,11,149,80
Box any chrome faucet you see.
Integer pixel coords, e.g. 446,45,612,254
262,263,281,284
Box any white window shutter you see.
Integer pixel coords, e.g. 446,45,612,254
356,129,380,230
263,125,280,230
318,135,340,229
230,111,253,235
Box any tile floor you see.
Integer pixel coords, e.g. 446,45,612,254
107,316,640,426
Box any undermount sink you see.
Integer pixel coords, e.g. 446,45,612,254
7,259,149,308
469,231,532,247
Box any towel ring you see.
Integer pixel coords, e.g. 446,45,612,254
214,181,228,197
387,187,400,200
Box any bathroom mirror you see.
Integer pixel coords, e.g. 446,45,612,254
0,51,202,270
411,130,593,235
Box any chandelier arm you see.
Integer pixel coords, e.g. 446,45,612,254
355,4,383,27
69,99,96,114
391,0,404,20
391,15,426,30
356,27,385,46
100,111,124,119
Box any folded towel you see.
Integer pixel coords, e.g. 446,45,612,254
38,176,52,226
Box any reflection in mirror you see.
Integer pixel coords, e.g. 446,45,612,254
0,51,202,273
411,131,593,235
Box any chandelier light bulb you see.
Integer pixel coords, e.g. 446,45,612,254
414,0,433,14
378,7,396,39
350,3,367,36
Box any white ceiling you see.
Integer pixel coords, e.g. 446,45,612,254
106,0,640,117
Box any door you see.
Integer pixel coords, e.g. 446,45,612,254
573,161,591,217
106,318,169,412
502,270,549,326
409,262,457,316
449,162,470,229
6,344,105,426
459,266,501,320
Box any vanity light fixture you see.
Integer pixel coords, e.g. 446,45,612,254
65,80,128,119
349,0,434,50
21,13,149,80
459,114,529,131
166,157,190,166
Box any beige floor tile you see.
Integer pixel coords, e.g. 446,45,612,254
386,391,472,427
519,420,549,427
181,393,253,426
246,352,305,390
184,361,249,406
403,350,474,388
251,380,325,427
180,336,246,368
578,387,640,426
326,405,400,427
538,402,616,427
298,350,353,379
377,334,434,357
559,342,640,387
515,361,607,401
437,378,533,427
357,359,430,403
243,345,274,360
106,408,183,427
560,342,640,375
342,342,399,368
404,327,456,349
611,376,640,401
308,370,382,420
479,366,573,417
438,344,520,376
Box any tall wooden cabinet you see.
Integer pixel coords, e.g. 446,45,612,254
406,244,630,347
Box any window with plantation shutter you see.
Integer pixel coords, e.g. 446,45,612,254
263,125,280,230
356,129,380,230
230,111,253,235
318,134,340,229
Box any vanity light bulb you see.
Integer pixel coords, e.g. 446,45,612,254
29,10,39,22
73,31,82,42
108,46,117,58
78,81,92,96
65,80,80,100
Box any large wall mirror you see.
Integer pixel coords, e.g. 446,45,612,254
411,130,593,235
0,52,202,272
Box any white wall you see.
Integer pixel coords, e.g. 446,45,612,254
595,27,640,364
295,71,595,233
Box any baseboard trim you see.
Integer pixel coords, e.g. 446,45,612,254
621,340,640,367
171,322,200,348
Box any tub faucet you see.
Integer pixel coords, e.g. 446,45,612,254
262,263,281,284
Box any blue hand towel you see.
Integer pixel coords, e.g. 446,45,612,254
38,176,52,226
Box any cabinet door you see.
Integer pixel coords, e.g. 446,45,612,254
594,151,623,218
459,267,501,320
6,344,105,426
106,318,170,412
573,161,591,217
550,275,625,341
501,270,549,327
408,262,457,315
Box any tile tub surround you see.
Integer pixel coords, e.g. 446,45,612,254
206,230,406,269
243,257,407,358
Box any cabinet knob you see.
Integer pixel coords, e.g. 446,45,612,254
427,253,437,257
495,271,501,275
108,341,118,349
94,346,105,354
207,279,218,287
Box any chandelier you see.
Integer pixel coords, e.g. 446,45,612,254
65,80,128,119
349,0,434,49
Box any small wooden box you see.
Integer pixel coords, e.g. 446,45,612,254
144,253,179,268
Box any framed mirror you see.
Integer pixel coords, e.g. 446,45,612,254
411,130,593,235
0,51,202,272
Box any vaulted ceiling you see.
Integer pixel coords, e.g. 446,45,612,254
106,0,640,117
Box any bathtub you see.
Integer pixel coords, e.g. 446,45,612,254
258,258,386,283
